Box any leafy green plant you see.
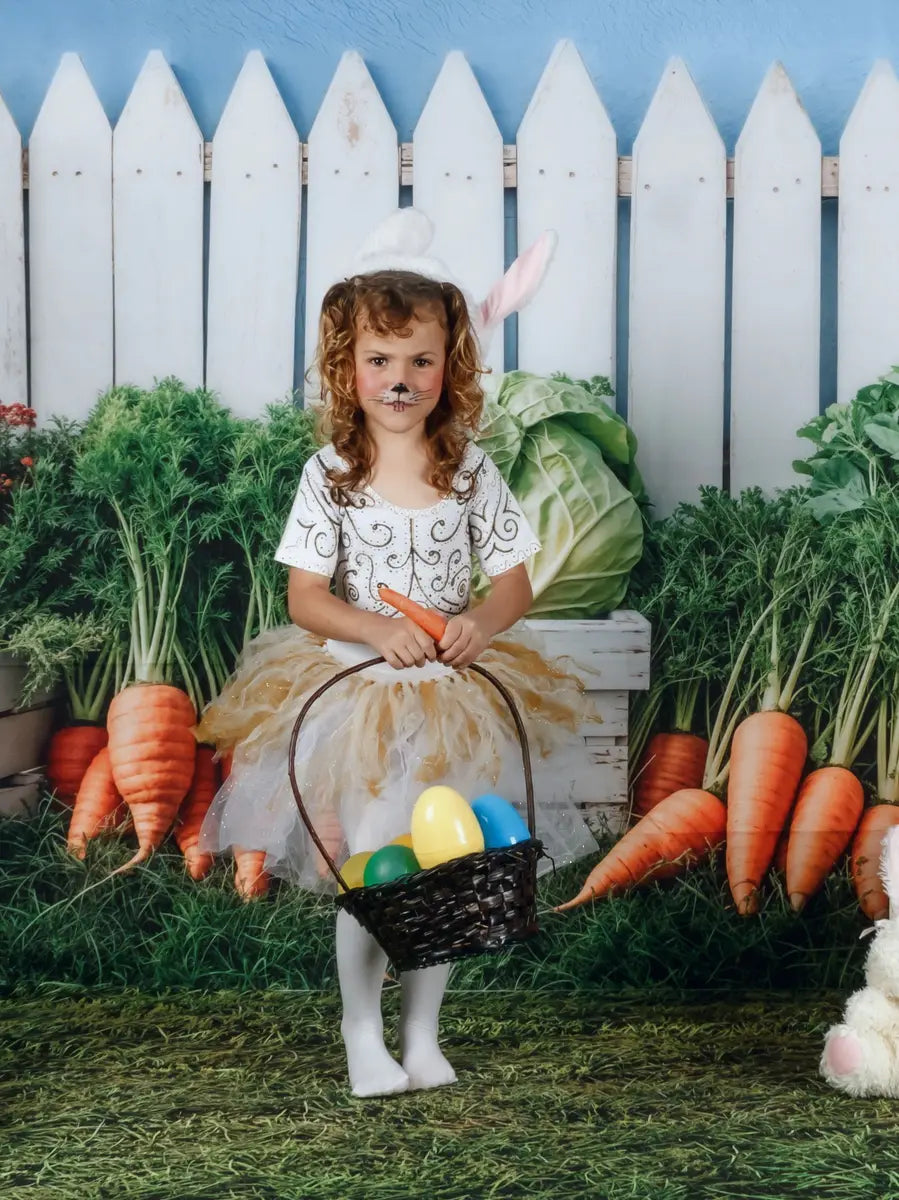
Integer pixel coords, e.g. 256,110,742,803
74,380,237,688
806,491,899,772
624,491,743,770
171,560,240,715
624,488,832,790
4,612,123,715
0,418,85,651
476,371,645,618
794,370,899,518
201,400,319,656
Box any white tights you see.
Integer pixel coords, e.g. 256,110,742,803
336,909,457,1097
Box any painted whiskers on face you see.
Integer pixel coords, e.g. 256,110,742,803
363,387,436,414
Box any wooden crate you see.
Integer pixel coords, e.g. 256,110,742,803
0,771,44,818
525,610,651,841
0,652,56,781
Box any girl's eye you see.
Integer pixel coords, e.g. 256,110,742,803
367,357,387,367
414,359,434,368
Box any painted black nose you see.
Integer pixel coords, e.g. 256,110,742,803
390,382,409,394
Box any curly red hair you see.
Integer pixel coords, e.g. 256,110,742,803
315,270,484,506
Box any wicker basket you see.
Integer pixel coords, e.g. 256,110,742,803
287,657,545,972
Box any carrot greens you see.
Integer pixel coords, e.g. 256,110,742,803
201,400,318,653
74,380,236,688
812,496,899,773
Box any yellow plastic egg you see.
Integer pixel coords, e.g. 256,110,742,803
390,833,414,849
338,850,373,892
411,786,485,869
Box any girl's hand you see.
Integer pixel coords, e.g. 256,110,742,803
368,615,438,670
438,612,490,668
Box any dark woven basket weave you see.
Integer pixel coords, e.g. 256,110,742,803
287,657,544,972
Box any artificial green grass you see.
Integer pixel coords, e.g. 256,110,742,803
2,987,896,1200
0,799,873,995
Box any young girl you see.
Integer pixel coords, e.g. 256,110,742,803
198,237,598,1098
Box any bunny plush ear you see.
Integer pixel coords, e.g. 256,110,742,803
475,231,558,340
354,207,436,264
879,826,899,917
350,208,468,288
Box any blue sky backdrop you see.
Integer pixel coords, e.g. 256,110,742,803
1,0,895,148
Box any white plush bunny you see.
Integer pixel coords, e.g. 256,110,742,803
820,826,899,1097
349,207,557,355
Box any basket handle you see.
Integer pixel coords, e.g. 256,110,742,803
287,657,536,893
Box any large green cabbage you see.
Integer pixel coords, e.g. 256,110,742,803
475,372,645,618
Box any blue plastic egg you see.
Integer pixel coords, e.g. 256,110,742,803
470,794,531,849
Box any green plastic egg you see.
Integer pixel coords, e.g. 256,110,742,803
362,843,421,887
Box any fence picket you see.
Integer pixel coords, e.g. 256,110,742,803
13,47,899,510
730,64,821,495
28,54,112,422
0,92,26,408
628,59,726,517
837,60,899,403
113,51,204,389
303,51,398,380
516,40,618,381
413,53,505,376
206,52,301,417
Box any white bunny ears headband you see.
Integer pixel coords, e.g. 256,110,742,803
347,207,557,354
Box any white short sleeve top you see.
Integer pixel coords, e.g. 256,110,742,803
275,442,540,617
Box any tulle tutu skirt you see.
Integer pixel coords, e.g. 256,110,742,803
197,625,600,892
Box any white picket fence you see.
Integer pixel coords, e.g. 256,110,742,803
2,42,899,514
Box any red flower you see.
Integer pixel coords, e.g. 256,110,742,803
20,456,33,468
0,403,37,429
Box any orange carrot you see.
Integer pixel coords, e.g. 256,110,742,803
377,586,447,641
66,748,129,858
106,683,197,872
47,724,109,806
851,804,899,920
556,788,727,911
234,848,270,900
772,822,790,873
785,766,864,911
725,710,807,915
174,744,218,880
633,732,709,816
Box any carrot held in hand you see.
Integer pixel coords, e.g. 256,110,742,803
66,747,129,858
556,788,727,911
106,683,197,873
377,586,447,642
174,744,218,880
